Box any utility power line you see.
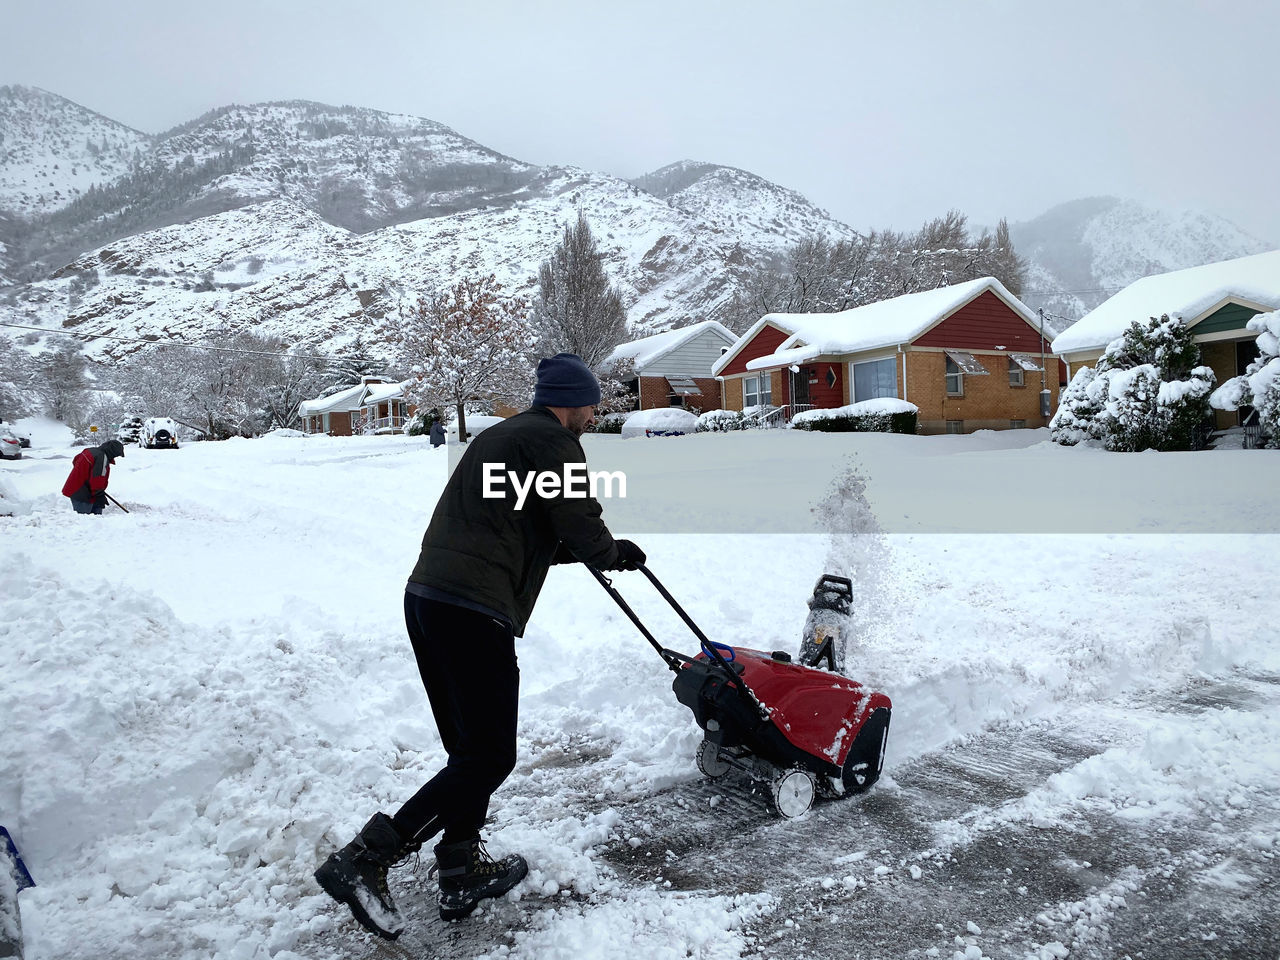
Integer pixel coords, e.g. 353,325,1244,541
0,320,382,364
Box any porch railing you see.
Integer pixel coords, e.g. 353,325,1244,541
360,415,407,435
742,403,816,429
1243,409,1265,450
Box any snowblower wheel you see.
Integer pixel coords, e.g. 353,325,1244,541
696,739,731,779
771,769,815,819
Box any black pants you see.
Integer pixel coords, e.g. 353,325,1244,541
392,593,519,847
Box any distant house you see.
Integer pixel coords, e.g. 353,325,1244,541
1051,250,1280,429
298,376,412,435
712,278,1063,434
603,320,738,412
356,380,413,434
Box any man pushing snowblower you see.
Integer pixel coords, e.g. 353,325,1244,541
315,353,645,940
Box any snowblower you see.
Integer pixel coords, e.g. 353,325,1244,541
591,564,891,819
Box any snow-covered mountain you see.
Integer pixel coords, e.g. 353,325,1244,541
0,96,851,358
3,89,1274,361
1012,196,1274,322
0,85,152,220
10,169,754,361
631,160,859,256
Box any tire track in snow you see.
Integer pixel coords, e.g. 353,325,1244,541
331,672,1279,958
593,672,1280,960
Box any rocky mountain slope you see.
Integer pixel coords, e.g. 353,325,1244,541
1012,196,1273,322
6,170,763,361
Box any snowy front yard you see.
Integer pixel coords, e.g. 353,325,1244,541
2,424,1278,959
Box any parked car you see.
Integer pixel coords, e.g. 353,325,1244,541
0,419,29,447
141,417,180,449
0,425,22,460
118,416,145,444
620,408,700,438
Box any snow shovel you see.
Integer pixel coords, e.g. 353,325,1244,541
0,826,33,960
104,492,130,513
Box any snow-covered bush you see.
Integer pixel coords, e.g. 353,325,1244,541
1210,309,1280,447
404,407,442,436
695,409,746,433
591,411,628,434
1047,365,1102,445
792,398,918,434
1050,314,1216,452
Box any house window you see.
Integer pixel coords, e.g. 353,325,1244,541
945,420,965,434
1008,357,1024,387
852,357,897,403
1009,419,1026,429
668,393,684,407
945,357,963,396
743,374,772,409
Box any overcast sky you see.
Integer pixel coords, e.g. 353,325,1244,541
7,0,1279,242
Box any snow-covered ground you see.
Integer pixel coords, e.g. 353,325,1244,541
2,419,1278,960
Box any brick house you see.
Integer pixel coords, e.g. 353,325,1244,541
298,376,412,435
603,320,738,413
1052,250,1280,430
712,278,1064,434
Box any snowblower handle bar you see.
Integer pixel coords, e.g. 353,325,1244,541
589,564,772,721
586,565,684,673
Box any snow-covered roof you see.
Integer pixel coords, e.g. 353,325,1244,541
605,320,737,373
1052,250,1280,356
298,383,365,415
360,380,411,406
713,277,1037,376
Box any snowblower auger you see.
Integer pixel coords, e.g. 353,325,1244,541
589,564,891,819
798,574,853,671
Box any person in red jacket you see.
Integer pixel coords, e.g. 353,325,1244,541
61,439,125,514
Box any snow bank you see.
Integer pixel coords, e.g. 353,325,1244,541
2,427,1278,958
447,414,506,440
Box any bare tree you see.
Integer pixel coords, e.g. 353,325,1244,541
113,332,305,439
384,274,537,442
0,337,36,421
38,341,90,422
732,210,1028,329
534,211,629,367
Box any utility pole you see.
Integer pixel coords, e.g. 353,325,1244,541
1039,307,1051,421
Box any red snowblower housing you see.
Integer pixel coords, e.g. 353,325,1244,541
591,565,892,818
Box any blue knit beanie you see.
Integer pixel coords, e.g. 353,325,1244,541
532,353,602,407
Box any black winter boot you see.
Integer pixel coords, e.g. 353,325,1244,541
433,837,528,921
315,812,417,940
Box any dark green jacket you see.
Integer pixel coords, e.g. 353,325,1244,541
408,406,620,635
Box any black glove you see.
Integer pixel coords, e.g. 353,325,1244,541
612,539,646,571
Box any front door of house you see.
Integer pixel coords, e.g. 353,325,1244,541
791,367,811,407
